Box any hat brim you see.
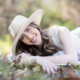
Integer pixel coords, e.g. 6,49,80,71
12,9,43,55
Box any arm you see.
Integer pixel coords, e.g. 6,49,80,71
16,53,58,74
15,52,36,65
42,55,78,65
42,27,78,65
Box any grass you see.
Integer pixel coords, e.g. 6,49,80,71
0,56,80,80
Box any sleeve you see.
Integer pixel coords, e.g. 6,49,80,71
70,27,80,38
48,25,63,49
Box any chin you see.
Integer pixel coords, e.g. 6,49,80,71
37,42,42,46
35,43,41,46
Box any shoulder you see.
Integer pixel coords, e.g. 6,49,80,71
48,25,68,31
48,25,70,49
48,25,69,36
48,25,59,35
57,26,69,34
48,25,64,49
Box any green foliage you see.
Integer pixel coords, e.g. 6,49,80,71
41,7,75,30
23,2,75,31
0,58,80,80
0,0,3,6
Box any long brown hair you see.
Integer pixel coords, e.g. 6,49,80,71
16,22,56,56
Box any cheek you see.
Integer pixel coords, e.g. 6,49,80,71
38,31,41,38
24,40,29,44
21,39,28,45
35,29,41,36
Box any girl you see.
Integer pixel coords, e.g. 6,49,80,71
8,9,80,74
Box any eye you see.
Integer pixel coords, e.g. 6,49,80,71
25,28,30,32
21,35,25,40
26,28,30,32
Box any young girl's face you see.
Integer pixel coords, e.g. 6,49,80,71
20,25,42,46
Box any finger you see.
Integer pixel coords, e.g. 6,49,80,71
48,63,55,74
56,65,60,69
18,59,23,65
17,56,21,63
16,54,21,61
42,63,46,72
50,67,55,74
45,63,51,74
51,63,58,71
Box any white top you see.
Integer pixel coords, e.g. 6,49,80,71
48,25,80,51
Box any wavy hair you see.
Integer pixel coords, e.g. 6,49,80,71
16,22,56,56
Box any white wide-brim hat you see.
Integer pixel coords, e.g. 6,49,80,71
8,9,43,55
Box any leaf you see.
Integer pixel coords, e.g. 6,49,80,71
3,53,9,64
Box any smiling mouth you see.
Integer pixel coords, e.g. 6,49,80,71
31,35,37,42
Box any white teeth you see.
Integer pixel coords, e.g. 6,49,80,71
32,36,36,42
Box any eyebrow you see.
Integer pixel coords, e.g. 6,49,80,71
25,26,29,30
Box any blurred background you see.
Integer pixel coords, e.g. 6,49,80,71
0,0,80,55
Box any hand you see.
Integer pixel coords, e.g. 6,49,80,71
16,52,31,59
15,52,31,65
35,56,59,74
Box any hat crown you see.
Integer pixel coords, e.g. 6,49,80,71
8,15,28,38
